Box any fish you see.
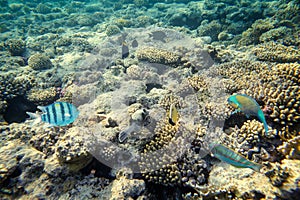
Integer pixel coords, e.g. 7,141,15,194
131,39,138,48
118,123,140,143
26,102,79,127
209,143,262,172
228,94,269,134
122,42,129,59
168,103,179,126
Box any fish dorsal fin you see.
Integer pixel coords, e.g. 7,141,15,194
37,106,47,113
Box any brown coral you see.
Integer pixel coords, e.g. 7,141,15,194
244,63,300,138
55,127,92,171
277,135,300,159
253,42,300,63
136,47,182,66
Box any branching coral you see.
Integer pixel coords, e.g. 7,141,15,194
253,42,300,63
277,135,300,159
136,47,182,66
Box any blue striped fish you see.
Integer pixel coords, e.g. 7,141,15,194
26,102,79,127
209,143,262,172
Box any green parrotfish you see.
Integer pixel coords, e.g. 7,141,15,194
210,143,262,172
228,94,269,134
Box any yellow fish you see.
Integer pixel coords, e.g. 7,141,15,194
168,103,179,126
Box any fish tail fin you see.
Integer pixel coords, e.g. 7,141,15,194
257,110,269,134
263,120,269,135
26,112,41,126
251,163,262,172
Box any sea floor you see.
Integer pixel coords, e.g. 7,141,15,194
0,0,300,199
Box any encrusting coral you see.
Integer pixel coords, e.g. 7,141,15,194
55,127,93,172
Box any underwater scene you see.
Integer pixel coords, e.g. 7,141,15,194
0,0,300,199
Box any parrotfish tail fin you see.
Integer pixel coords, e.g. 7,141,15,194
251,163,262,172
257,109,269,135
263,120,269,135
26,112,41,126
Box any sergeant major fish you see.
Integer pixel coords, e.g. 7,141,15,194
228,94,269,134
26,102,79,127
209,143,262,172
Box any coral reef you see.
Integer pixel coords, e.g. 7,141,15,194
136,47,182,66
1,0,300,199
28,53,54,70
55,127,93,172
5,39,26,56
26,87,58,105
253,42,300,63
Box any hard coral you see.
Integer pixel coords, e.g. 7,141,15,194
139,113,208,187
5,39,26,56
244,63,300,138
55,127,92,171
253,42,300,63
277,135,300,159
26,87,59,105
136,47,182,66
0,71,33,100
28,53,54,70
238,18,275,46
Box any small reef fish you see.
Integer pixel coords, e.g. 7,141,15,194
168,103,179,126
122,42,129,59
26,102,79,127
210,143,262,172
118,123,140,143
228,94,269,134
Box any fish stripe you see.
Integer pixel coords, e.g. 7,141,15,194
59,102,65,122
54,103,63,124
41,114,46,122
66,102,72,119
51,103,57,124
45,106,51,123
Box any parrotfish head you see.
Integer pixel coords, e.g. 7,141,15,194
227,95,239,109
